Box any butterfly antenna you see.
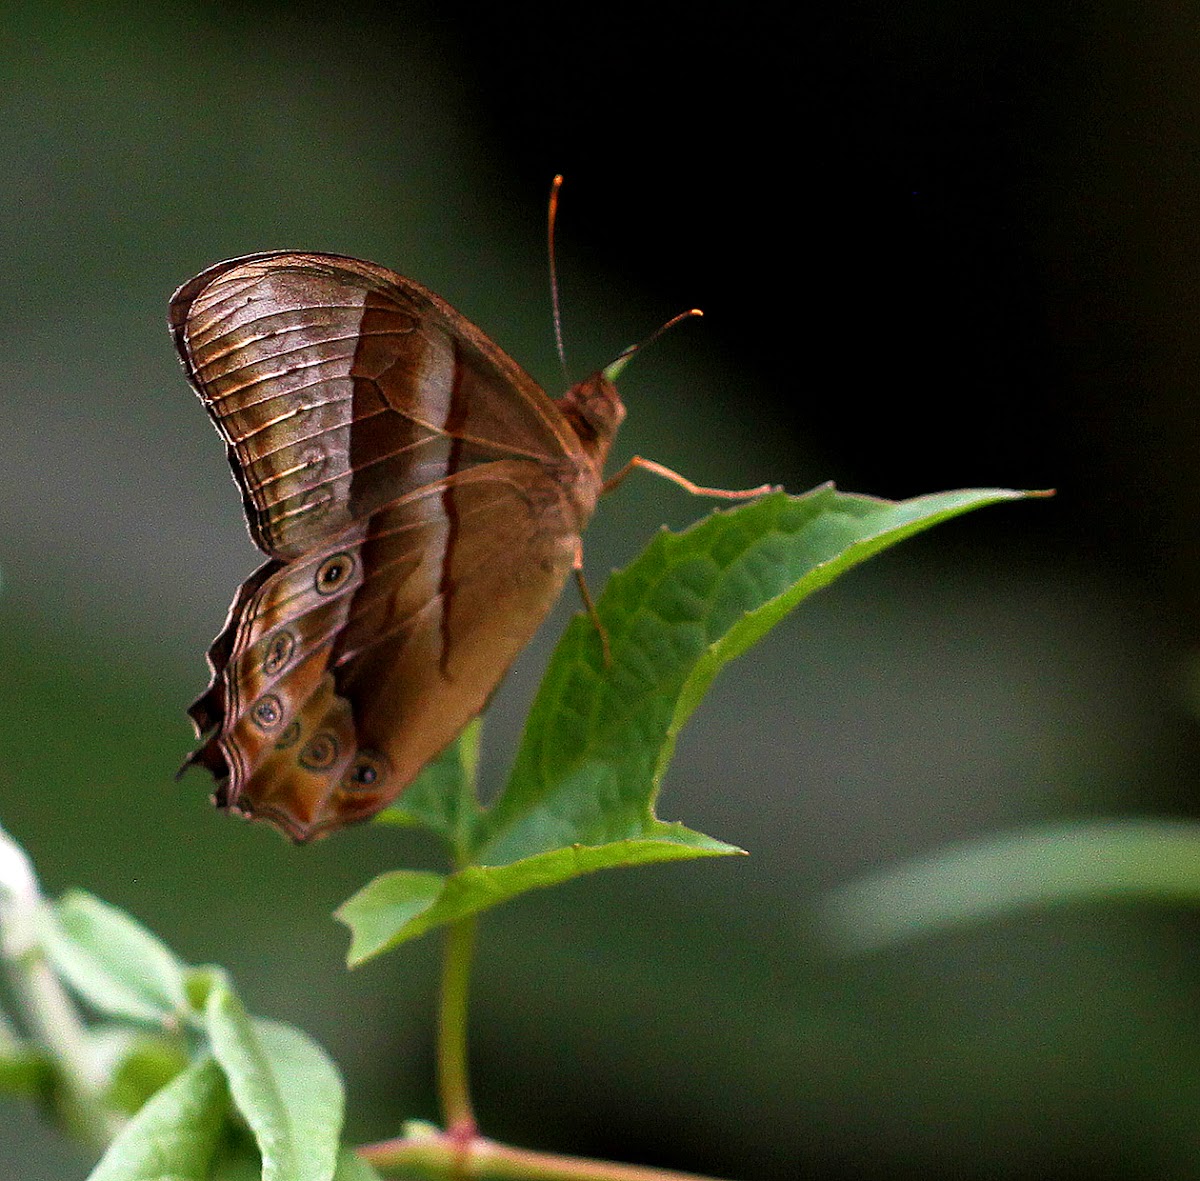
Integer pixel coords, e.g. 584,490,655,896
548,174,570,384
602,307,704,382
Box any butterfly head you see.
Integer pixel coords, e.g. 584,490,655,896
559,370,626,467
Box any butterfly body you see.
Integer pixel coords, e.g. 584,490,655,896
172,252,624,841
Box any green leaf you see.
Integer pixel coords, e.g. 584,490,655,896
88,1027,190,1117
0,1005,49,1098
41,890,189,1025
821,819,1200,953
333,1149,383,1181
86,1054,228,1181
183,964,233,1015
205,985,344,1181
206,1130,263,1181
209,1148,263,1181
477,486,1034,864
340,486,1033,958
0,1043,53,1099
373,720,481,854
338,829,741,964
208,1142,382,1180
335,872,445,963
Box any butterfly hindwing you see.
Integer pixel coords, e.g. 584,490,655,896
186,460,582,839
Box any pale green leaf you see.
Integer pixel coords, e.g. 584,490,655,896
86,1055,228,1181
42,890,188,1025
822,819,1200,953
205,986,343,1181
333,1149,383,1181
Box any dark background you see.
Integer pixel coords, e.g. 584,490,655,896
4,2,1200,1177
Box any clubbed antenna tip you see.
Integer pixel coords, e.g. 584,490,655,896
602,308,704,383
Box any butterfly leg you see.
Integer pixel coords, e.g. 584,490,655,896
573,541,612,668
601,455,774,500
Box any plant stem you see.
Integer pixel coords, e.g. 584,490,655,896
437,915,478,1136
0,826,112,1146
7,948,112,1145
400,727,729,1179
359,1130,736,1181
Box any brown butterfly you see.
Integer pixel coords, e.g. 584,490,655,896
172,210,767,841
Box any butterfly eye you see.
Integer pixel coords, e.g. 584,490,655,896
343,751,388,792
315,553,354,595
251,695,283,729
299,732,340,771
263,630,295,675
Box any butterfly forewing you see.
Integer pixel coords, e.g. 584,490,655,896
174,252,622,840
171,252,581,560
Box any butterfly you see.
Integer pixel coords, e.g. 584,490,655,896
172,205,768,841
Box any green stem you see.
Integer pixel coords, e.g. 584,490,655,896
7,948,112,1145
437,915,478,1136
436,721,483,1139
359,1130,736,1181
